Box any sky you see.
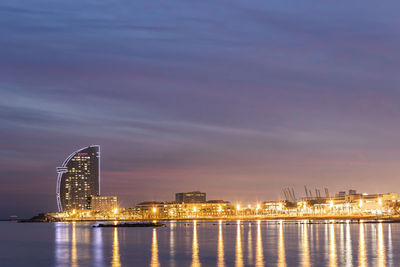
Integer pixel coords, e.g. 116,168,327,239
1,1,400,218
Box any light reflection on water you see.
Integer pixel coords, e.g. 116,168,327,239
345,222,352,267
301,222,310,267
387,224,392,267
150,228,159,267
93,226,104,267
39,220,399,266
359,223,367,267
277,221,286,267
329,223,337,267
55,222,69,265
218,220,225,267
235,220,243,267
256,220,265,267
247,222,253,265
71,222,77,267
112,228,121,267
377,223,386,267
169,221,176,267
191,220,201,267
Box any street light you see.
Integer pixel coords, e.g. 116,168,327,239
256,203,261,215
277,203,283,211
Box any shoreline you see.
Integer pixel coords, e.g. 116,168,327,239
18,214,400,223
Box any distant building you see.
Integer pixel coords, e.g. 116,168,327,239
176,191,206,203
336,191,346,198
90,196,117,211
132,200,233,219
348,189,357,195
56,145,100,211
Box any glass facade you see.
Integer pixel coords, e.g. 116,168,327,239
56,145,100,211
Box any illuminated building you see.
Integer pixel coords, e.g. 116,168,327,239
50,186,400,221
90,196,118,211
175,191,206,203
132,201,164,219
132,200,234,219
56,145,100,211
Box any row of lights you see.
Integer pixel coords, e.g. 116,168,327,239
150,203,273,213
71,198,383,216
68,208,120,216
148,198,385,215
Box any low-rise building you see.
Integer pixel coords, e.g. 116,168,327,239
132,200,234,219
89,196,118,211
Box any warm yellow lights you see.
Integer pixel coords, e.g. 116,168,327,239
52,191,398,222
277,203,283,211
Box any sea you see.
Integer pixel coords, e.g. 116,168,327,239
0,220,397,266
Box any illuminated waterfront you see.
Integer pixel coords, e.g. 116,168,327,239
1,220,399,266
47,189,400,222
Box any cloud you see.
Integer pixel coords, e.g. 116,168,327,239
2,0,400,217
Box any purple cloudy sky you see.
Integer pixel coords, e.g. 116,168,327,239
1,1,400,217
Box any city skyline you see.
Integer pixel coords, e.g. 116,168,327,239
2,1,400,218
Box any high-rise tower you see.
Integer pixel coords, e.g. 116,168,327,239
56,145,100,212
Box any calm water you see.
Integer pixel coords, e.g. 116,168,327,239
0,220,398,266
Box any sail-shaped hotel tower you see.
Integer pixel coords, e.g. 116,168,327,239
56,145,100,212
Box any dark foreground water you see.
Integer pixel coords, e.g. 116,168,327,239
0,220,398,266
